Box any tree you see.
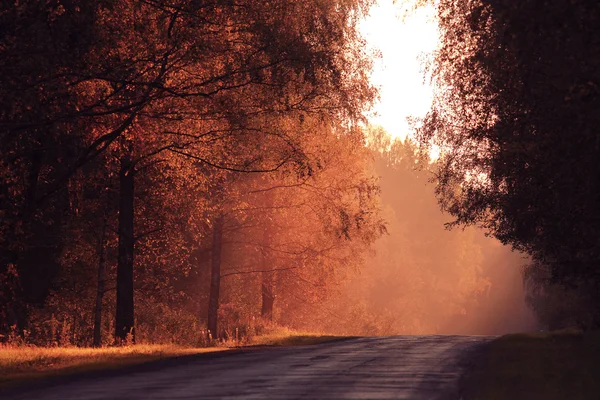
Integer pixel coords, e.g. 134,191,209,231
294,129,531,336
98,0,377,342
194,120,385,338
0,0,377,339
0,0,100,334
242,125,385,330
416,0,600,326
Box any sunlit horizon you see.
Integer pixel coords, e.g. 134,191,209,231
360,0,439,142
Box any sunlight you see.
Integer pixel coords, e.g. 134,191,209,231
360,0,439,142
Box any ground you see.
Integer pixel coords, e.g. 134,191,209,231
461,330,600,400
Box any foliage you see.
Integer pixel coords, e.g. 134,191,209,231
416,0,600,326
0,0,381,343
285,131,532,335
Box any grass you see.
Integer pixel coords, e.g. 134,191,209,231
461,329,600,400
0,330,348,391
248,328,349,346
0,344,228,390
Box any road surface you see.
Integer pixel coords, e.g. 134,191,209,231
4,335,491,400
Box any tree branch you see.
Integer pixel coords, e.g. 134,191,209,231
168,148,291,173
221,266,298,278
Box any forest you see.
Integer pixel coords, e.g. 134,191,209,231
0,0,597,349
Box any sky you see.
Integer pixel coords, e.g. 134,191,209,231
360,0,440,141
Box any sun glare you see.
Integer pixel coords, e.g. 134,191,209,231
360,0,439,142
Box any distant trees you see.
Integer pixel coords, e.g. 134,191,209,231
199,123,385,338
0,0,380,343
304,132,508,335
417,0,600,327
249,130,533,336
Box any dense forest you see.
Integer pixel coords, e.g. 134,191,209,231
0,0,385,345
1,0,597,347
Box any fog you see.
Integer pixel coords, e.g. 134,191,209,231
312,139,538,336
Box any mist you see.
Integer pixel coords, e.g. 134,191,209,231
310,136,538,336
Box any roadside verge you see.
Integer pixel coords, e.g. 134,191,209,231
459,330,600,400
0,334,348,392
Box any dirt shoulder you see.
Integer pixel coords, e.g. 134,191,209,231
459,330,600,400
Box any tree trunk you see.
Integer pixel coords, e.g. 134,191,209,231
260,222,274,320
92,218,107,347
207,214,224,339
261,273,274,320
0,149,43,333
115,149,135,344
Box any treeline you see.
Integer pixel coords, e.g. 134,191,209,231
419,0,600,328
0,0,385,345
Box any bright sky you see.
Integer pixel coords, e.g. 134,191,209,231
360,0,439,141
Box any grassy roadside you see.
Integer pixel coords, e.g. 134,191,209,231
247,328,350,346
250,334,349,346
0,332,345,390
0,344,229,390
461,330,600,400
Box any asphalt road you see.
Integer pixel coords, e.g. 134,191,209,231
4,335,492,400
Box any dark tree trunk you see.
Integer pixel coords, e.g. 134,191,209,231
93,219,107,347
0,256,21,334
0,148,43,333
115,149,135,344
22,148,43,222
261,273,274,320
260,221,274,320
207,214,224,339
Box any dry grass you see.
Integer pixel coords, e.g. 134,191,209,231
0,329,349,390
462,329,600,400
0,344,228,390
249,327,348,346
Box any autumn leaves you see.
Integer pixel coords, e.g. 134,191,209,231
0,0,382,344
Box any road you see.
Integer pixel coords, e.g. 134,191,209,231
4,335,491,400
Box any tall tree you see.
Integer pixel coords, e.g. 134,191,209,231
416,0,600,325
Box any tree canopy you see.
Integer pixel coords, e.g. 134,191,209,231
0,0,379,342
418,0,600,326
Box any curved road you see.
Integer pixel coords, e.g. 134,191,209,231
4,335,491,400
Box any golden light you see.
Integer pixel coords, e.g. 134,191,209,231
360,0,439,142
